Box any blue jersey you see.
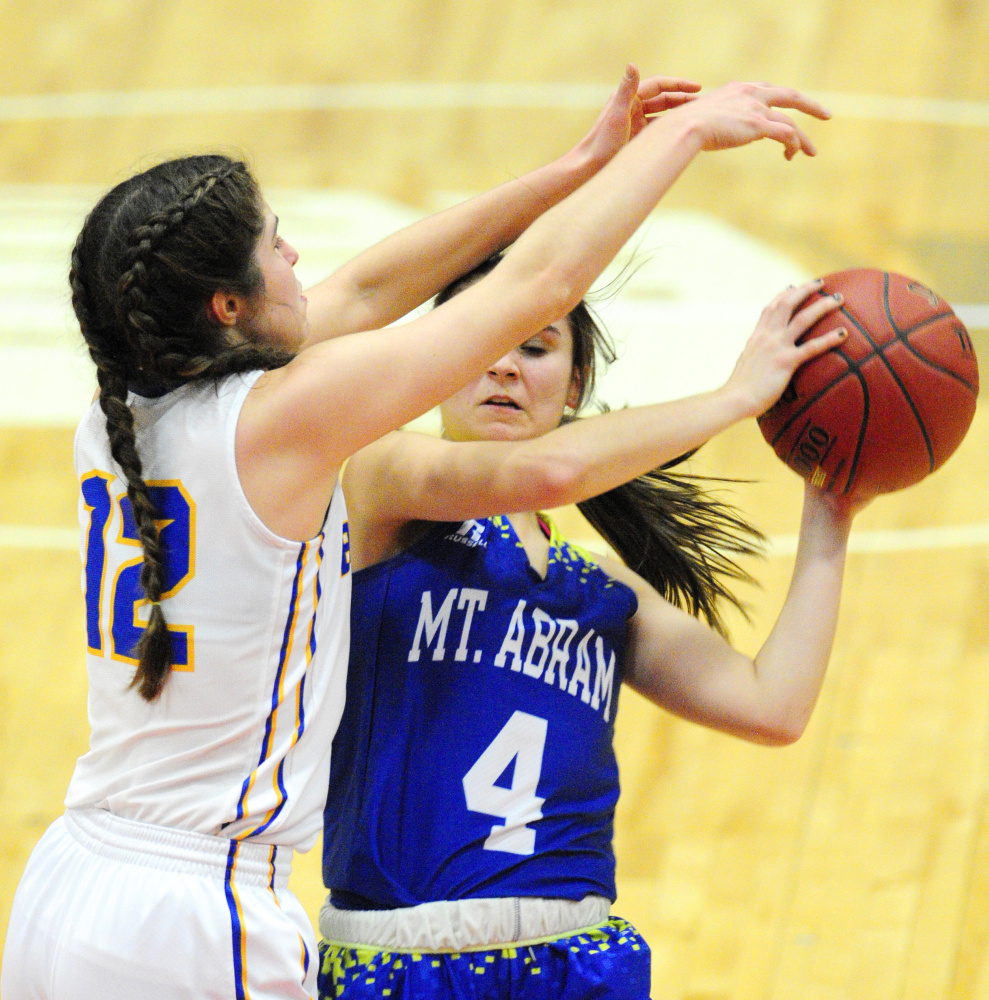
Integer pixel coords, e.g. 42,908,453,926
322,515,638,908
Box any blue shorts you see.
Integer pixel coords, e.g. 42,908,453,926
318,915,650,999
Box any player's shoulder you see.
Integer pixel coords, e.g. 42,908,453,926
537,512,592,566
540,514,637,596
592,550,643,590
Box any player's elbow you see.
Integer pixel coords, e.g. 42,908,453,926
748,708,812,747
754,724,804,747
541,262,586,319
516,451,586,510
499,256,584,331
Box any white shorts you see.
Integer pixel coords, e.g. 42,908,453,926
1,808,317,1000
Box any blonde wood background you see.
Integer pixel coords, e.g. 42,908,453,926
2,2,988,998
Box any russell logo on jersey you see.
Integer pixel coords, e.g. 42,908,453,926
444,520,487,548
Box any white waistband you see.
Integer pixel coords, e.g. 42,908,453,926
63,808,292,889
319,894,611,953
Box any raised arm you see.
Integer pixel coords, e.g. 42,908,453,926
239,82,832,540
301,67,702,346
616,484,863,746
343,282,846,565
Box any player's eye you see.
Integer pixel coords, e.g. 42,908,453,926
274,235,285,250
520,342,547,357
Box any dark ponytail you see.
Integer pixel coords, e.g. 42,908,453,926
437,254,764,634
577,457,763,636
72,155,292,700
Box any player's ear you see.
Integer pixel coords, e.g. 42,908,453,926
207,289,248,327
565,369,583,411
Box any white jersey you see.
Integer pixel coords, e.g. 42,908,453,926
65,371,350,852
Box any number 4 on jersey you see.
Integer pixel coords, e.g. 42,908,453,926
462,710,547,856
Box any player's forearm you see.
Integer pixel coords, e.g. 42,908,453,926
511,383,753,509
496,115,704,315
302,145,606,346
750,487,852,742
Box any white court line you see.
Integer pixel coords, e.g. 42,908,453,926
765,522,989,558
0,84,988,128
0,525,79,551
959,304,989,329
3,522,989,557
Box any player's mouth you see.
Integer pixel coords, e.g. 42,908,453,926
482,395,522,410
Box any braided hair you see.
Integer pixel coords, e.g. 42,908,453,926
435,255,764,636
71,155,293,700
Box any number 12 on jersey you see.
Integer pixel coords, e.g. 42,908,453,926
81,472,195,669
462,710,547,856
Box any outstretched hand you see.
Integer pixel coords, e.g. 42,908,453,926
667,81,831,159
724,280,847,419
576,64,702,167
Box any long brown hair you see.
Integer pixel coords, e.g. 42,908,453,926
72,154,292,700
436,254,763,635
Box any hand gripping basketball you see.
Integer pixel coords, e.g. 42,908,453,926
758,269,979,499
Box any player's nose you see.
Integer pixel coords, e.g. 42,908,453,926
488,353,520,380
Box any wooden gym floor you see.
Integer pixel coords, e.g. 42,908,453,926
1,3,988,998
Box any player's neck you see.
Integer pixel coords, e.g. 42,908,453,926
507,511,551,579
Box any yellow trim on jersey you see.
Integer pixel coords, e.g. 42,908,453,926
235,540,311,838
80,469,115,655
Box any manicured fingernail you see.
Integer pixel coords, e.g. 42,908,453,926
837,328,848,337
832,293,843,301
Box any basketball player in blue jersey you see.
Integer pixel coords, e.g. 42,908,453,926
318,256,861,998
2,71,832,1000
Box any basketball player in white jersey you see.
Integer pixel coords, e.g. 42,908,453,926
1,73,831,1000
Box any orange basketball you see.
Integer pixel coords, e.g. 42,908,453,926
757,269,978,498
